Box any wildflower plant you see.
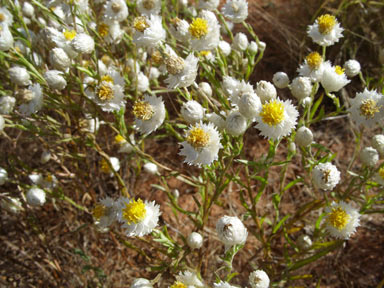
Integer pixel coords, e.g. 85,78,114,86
0,0,383,287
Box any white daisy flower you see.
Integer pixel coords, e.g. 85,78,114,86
26,187,46,206
312,162,340,191
131,278,153,288
169,17,190,43
181,100,205,124
0,95,16,114
273,72,289,89
187,232,203,249
92,197,120,228
99,157,120,177
164,53,199,89
297,52,325,82
254,98,299,141
344,59,361,78
0,7,13,27
324,201,360,240
198,0,220,10
374,167,384,186
256,81,277,104
103,0,128,24
117,197,161,237
360,147,379,167
320,62,350,92
19,83,44,116
179,122,222,167
137,0,162,16
249,270,270,288
214,281,237,288
98,21,124,44
173,271,204,288
188,10,220,51
221,0,248,23
225,110,247,136
307,14,343,47
0,24,13,51
348,89,384,127
44,70,67,90
47,27,78,58
216,215,248,250
115,134,135,154
133,95,165,135
290,76,312,101
85,79,126,112
29,173,58,190
132,15,166,48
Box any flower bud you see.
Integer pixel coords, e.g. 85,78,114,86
181,100,204,124
273,72,289,89
218,40,231,56
258,41,266,51
288,142,296,154
50,48,71,71
0,115,4,132
238,93,261,120
291,76,312,100
232,32,248,51
187,232,203,249
148,67,160,80
1,197,23,214
9,66,31,86
40,150,51,164
249,270,270,288
360,147,379,167
256,81,277,103
297,234,312,250
0,25,14,51
136,72,149,92
26,187,46,206
71,33,95,54
44,70,67,90
372,134,384,156
216,215,248,249
344,59,361,78
143,162,158,175
0,95,16,114
198,82,212,98
296,126,313,147
206,112,226,130
130,278,153,288
22,2,35,18
248,41,258,54
302,97,312,107
225,111,247,136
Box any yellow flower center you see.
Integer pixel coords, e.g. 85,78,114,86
0,13,5,22
122,199,147,224
335,65,345,75
98,23,109,37
100,158,111,174
133,101,154,120
199,50,211,57
101,54,112,65
134,16,150,32
306,52,322,70
317,14,336,34
189,18,208,39
327,207,350,230
101,75,114,83
45,174,53,183
170,281,187,288
260,100,285,126
143,0,155,10
151,50,163,65
115,134,126,144
63,30,77,41
379,167,384,180
93,204,106,219
165,55,185,75
360,99,380,119
187,126,210,149
98,84,114,101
